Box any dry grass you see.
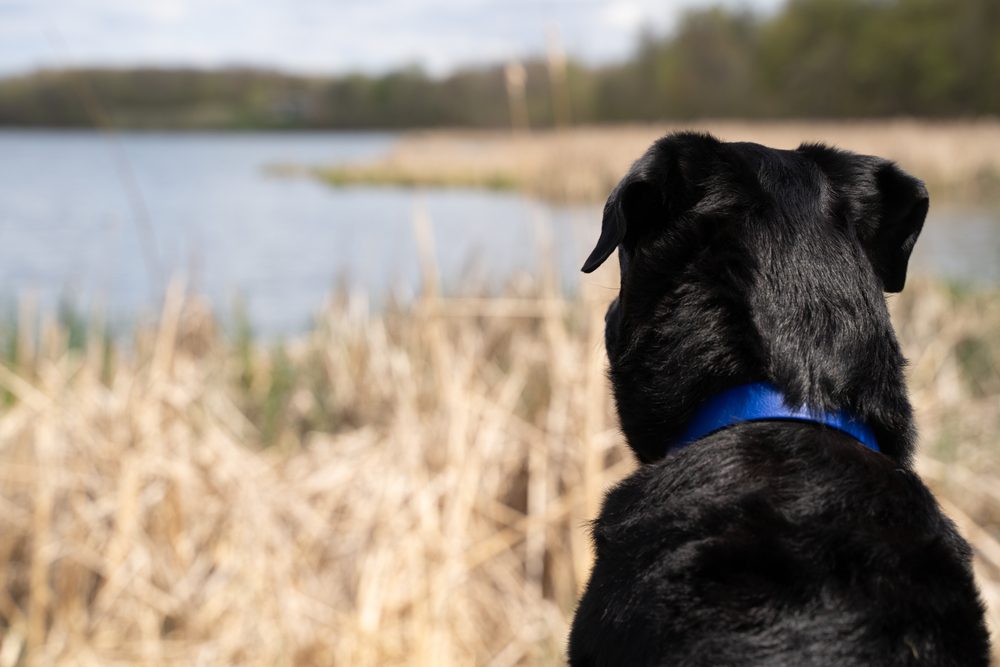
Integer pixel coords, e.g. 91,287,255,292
0,259,997,664
313,120,1000,203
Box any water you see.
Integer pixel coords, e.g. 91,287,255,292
910,207,1000,287
0,130,596,334
0,130,996,335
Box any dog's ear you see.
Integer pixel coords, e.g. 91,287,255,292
581,175,665,273
861,162,929,293
802,144,929,294
582,134,713,273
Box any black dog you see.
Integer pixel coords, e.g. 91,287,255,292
569,133,990,666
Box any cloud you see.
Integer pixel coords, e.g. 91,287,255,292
601,2,645,29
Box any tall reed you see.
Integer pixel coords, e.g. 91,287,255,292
0,271,996,665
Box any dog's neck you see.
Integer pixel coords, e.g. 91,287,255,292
610,250,916,466
745,232,915,463
670,382,881,453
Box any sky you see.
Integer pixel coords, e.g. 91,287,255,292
0,0,782,76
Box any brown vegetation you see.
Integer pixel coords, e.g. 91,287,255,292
313,120,1000,203
0,255,997,665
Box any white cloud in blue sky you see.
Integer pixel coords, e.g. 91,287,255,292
0,0,782,75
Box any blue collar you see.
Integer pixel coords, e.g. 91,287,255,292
673,382,880,453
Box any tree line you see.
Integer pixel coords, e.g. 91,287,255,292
1,0,997,129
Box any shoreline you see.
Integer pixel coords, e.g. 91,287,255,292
304,120,1000,204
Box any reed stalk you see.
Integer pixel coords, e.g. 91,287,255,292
0,273,995,665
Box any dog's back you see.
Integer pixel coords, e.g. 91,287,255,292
570,133,990,666
571,427,987,666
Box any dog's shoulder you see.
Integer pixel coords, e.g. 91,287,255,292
571,423,990,666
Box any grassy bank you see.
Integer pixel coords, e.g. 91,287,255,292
309,120,1000,203
0,273,997,665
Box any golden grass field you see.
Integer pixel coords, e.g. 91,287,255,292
1,121,999,665
0,269,997,666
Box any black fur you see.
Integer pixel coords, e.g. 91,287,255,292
570,133,990,666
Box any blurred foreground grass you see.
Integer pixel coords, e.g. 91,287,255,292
0,270,997,665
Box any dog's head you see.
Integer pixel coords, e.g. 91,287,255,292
584,132,927,464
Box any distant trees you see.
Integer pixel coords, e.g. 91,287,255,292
590,0,1000,120
0,0,997,129
751,0,1000,116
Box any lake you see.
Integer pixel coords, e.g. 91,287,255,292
0,130,996,335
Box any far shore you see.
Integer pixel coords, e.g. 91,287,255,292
297,120,1000,203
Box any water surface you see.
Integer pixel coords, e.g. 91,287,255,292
0,130,995,335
